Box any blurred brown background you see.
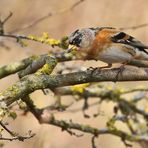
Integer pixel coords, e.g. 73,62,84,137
0,0,148,148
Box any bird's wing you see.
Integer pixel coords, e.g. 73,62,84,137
110,31,148,54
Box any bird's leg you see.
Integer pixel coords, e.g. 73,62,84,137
115,62,127,81
87,63,112,75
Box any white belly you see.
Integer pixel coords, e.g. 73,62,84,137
97,46,133,63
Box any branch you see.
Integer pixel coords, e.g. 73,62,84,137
0,34,60,46
44,117,148,142
0,121,14,136
0,133,35,141
9,0,86,33
0,52,74,79
0,56,32,79
2,12,13,25
18,105,148,143
0,66,148,106
0,121,35,141
14,93,148,144
0,50,147,80
119,23,148,31
55,85,148,98
0,12,13,34
55,85,148,119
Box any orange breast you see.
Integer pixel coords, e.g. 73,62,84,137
86,29,118,59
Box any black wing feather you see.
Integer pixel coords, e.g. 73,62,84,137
111,32,148,54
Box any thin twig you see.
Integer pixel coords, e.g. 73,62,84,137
0,121,14,136
91,136,97,148
2,12,13,24
0,121,35,141
9,0,86,33
119,23,148,31
0,133,35,141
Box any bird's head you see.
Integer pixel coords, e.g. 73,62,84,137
68,28,97,48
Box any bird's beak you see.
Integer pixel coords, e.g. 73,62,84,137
67,45,77,53
68,38,73,45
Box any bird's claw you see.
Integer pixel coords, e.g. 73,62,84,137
115,65,125,82
87,67,101,75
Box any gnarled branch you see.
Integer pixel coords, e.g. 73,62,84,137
0,66,148,106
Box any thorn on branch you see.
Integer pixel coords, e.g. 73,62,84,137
93,113,100,118
82,97,90,118
60,119,84,137
113,106,119,114
0,12,13,35
2,12,13,24
62,127,83,137
0,121,14,136
91,135,98,148
93,110,104,118
121,136,133,147
83,97,89,110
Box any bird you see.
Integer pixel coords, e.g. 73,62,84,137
68,27,148,69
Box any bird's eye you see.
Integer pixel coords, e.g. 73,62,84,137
72,37,82,46
70,33,82,46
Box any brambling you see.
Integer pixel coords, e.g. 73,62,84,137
68,27,148,69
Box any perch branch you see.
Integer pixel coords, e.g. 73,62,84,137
0,51,147,79
0,66,148,106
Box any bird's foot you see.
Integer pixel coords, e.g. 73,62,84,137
87,63,112,75
87,67,101,75
115,64,126,82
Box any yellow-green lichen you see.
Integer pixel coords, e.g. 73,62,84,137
28,32,61,47
36,63,52,75
30,55,40,61
59,36,69,49
36,56,57,75
71,83,90,94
